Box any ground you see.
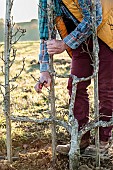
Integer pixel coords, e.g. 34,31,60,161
0,41,113,170
0,138,112,170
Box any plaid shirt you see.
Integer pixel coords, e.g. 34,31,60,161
38,0,102,72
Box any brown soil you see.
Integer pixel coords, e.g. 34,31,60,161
0,139,112,170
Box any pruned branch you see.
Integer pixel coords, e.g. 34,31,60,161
78,118,113,140
10,115,53,123
11,28,26,45
30,74,38,82
9,114,113,141
10,0,14,9
9,48,17,67
0,83,5,88
81,40,93,62
10,57,25,82
1,66,5,75
10,115,71,133
0,52,5,62
0,87,4,97
10,84,18,92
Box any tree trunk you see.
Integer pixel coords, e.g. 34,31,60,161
47,0,57,166
68,76,80,170
4,0,12,162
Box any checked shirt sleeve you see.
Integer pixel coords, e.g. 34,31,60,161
38,0,62,72
63,0,102,49
38,0,49,72
39,40,49,72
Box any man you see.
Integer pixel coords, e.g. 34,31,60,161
35,0,113,153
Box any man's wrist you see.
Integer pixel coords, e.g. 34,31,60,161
63,40,69,50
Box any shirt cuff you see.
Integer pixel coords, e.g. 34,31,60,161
40,63,49,72
63,34,79,49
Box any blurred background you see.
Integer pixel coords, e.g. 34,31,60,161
0,0,39,42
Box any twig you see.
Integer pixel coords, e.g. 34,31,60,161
9,48,17,67
0,52,5,62
0,87,4,97
10,57,25,82
10,85,18,92
12,28,26,45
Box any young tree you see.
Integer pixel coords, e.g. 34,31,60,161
4,0,25,162
4,0,12,162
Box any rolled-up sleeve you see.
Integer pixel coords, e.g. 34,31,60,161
38,39,49,72
63,0,102,49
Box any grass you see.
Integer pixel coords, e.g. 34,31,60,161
0,41,113,170
0,41,96,157
0,41,94,136
0,41,72,154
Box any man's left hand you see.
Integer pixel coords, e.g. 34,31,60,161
46,39,68,55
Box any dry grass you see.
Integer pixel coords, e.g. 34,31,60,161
0,41,113,170
0,41,73,151
0,41,104,170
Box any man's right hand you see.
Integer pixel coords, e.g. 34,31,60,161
34,71,51,93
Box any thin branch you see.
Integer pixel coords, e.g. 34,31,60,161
0,83,5,88
9,57,25,82
0,52,5,62
78,118,113,140
1,66,5,75
10,0,14,10
11,28,26,45
81,40,93,62
55,119,71,133
10,114,71,133
31,74,38,82
55,73,70,78
10,115,53,123
0,87,4,97
9,48,17,67
10,84,18,92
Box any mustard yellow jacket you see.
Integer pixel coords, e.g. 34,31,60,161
60,0,113,49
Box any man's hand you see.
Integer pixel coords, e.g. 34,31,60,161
46,39,68,55
34,71,51,93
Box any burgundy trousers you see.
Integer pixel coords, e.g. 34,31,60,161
67,38,113,142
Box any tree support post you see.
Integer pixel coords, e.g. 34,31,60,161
92,0,100,167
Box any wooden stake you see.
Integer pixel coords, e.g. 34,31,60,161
92,0,100,167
